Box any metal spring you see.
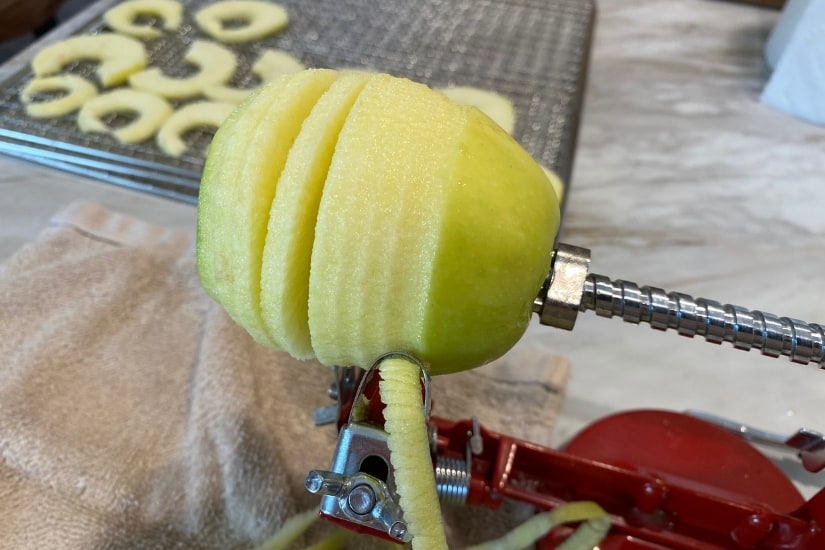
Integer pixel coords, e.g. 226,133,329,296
434,455,470,506
582,274,825,367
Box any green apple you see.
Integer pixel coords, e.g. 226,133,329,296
197,70,560,374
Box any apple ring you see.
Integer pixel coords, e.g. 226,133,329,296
20,75,97,118
103,0,184,39
129,40,237,99
438,86,516,135
78,88,172,144
156,101,236,157
195,1,288,43
31,33,147,87
203,49,305,104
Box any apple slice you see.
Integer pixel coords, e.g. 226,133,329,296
77,88,172,143
197,69,339,347
31,33,147,87
260,71,371,359
195,0,288,43
252,49,306,81
156,101,236,157
129,40,237,100
203,49,305,104
308,74,559,374
20,75,97,118
103,0,183,39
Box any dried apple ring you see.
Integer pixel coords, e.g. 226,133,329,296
103,0,184,39
156,101,236,157
129,40,237,99
203,49,305,104
195,1,289,43
78,88,172,144
20,75,97,118
31,33,147,87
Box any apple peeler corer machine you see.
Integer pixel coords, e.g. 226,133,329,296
305,243,825,550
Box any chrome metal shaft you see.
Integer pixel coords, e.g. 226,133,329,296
581,274,825,367
534,243,825,368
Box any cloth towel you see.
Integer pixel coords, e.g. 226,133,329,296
0,201,569,549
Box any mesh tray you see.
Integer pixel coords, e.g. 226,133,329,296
0,0,595,204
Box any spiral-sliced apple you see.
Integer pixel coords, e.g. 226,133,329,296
197,70,559,374
198,69,339,347
104,0,183,39
259,71,371,358
129,40,237,100
31,33,147,87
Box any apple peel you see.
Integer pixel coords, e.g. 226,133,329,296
379,356,448,550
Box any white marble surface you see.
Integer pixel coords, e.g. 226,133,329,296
2,0,825,498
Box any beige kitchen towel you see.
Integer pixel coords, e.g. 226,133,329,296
0,201,569,549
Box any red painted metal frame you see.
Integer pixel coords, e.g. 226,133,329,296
431,412,825,549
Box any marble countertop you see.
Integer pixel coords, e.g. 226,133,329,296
2,0,824,497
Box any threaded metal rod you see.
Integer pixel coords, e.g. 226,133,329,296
581,274,825,367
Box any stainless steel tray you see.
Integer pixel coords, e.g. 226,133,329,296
0,0,595,204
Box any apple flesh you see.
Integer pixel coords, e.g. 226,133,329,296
197,70,560,374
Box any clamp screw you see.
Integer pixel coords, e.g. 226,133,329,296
347,484,376,515
389,521,408,540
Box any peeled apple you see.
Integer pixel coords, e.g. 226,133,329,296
197,69,560,375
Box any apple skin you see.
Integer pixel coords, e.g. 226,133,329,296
197,70,560,375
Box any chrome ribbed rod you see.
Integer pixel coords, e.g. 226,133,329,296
581,274,825,367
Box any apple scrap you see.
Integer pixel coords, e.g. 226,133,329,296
129,40,238,100
20,75,97,118
195,0,289,43
31,33,147,87
103,0,184,39
156,101,236,157
78,88,172,143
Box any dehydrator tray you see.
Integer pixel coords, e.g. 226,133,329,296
0,0,595,204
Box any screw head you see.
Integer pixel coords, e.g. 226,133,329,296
346,484,376,515
389,521,408,540
305,471,324,493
